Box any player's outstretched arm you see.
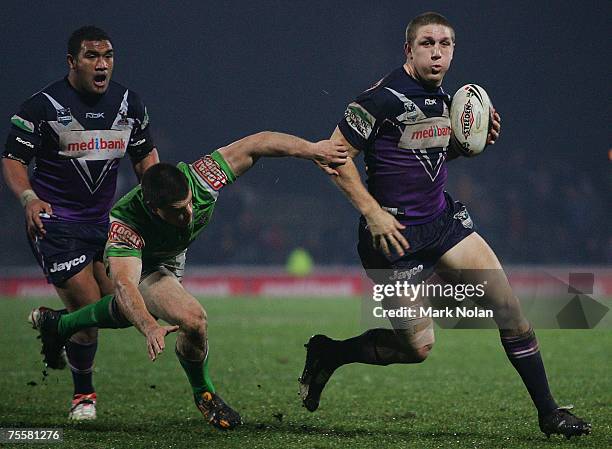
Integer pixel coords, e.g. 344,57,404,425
2,157,53,238
325,127,410,258
109,256,178,361
216,131,348,177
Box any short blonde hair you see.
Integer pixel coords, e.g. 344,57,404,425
405,12,455,45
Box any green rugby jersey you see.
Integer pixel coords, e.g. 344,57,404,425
105,150,235,269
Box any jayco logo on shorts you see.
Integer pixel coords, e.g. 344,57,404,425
49,255,86,273
389,265,424,281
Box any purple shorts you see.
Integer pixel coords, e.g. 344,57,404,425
28,219,108,286
358,192,475,282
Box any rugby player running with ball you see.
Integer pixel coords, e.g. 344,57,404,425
299,12,590,439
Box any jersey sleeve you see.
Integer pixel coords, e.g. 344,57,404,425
105,218,145,259
337,85,393,152
3,98,43,165
126,91,155,163
187,150,236,199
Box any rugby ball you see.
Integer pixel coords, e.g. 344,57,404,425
449,84,492,157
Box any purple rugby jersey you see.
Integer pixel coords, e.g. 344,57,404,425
338,67,452,224
4,77,155,223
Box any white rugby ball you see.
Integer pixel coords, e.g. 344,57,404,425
450,84,492,157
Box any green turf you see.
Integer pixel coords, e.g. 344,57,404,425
0,296,610,448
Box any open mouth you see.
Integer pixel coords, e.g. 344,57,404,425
93,74,107,87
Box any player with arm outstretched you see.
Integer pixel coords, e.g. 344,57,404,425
299,11,590,439
29,131,347,430
3,26,159,420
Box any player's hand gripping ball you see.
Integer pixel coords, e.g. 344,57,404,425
450,84,492,157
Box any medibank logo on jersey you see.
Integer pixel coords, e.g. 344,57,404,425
60,129,130,160
411,124,451,140
67,137,127,152
400,116,451,150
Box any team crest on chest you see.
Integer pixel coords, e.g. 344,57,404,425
403,99,419,123
117,111,129,126
384,87,423,124
57,108,73,126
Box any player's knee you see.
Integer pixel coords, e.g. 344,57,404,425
492,295,528,331
180,305,207,337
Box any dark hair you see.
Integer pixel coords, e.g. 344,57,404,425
405,12,454,45
141,163,190,209
67,26,112,57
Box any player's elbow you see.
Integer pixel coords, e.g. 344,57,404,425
248,131,275,154
2,157,27,183
253,130,274,140
232,131,273,161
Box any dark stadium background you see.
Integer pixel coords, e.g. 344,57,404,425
1,0,610,267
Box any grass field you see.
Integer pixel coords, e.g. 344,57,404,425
1,296,610,448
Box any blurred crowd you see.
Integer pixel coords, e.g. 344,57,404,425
1,151,609,267
186,151,610,267
446,151,610,265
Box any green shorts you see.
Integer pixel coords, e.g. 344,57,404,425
140,251,187,283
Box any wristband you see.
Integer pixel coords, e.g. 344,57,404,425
19,189,39,207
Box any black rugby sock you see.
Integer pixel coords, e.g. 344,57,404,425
331,328,424,367
500,328,558,416
66,339,97,395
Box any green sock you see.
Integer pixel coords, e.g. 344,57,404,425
57,294,131,339
176,347,216,395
